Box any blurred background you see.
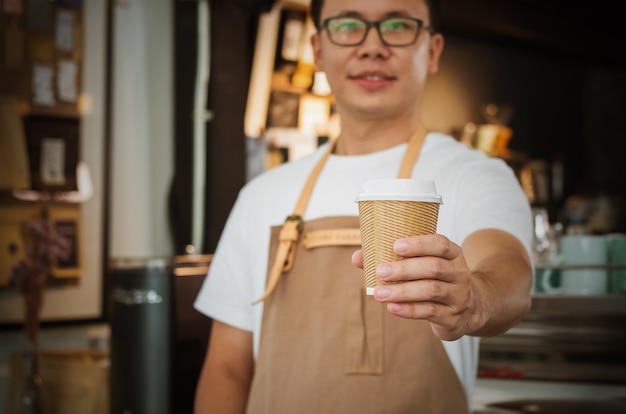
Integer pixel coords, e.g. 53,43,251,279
1,0,625,413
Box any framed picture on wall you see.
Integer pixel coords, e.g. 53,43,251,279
49,205,82,279
0,211,29,289
23,116,79,192
274,7,307,70
0,0,104,328
266,90,300,128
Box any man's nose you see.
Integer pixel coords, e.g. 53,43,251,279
357,26,390,58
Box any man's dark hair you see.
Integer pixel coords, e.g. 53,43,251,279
309,0,441,34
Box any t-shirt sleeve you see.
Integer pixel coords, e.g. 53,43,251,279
193,190,255,332
451,156,533,259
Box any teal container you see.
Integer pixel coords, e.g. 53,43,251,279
607,234,626,294
534,267,560,293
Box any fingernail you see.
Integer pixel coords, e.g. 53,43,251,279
388,303,402,313
394,240,409,253
375,286,391,299
377,264,391,279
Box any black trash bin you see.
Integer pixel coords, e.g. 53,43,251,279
109,257,172,414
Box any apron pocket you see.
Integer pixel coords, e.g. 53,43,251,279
344,288,384,375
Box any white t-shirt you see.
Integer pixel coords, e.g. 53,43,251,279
194,132,533,398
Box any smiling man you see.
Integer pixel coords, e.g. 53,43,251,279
193,0,533,413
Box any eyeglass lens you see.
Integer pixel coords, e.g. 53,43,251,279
326,17,422,46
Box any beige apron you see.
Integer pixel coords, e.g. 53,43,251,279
247,126,470,414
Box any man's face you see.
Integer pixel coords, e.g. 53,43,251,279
312,0,444,120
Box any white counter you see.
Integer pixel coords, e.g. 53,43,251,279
472,378,626,411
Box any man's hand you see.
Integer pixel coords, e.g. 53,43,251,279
352,230,532,341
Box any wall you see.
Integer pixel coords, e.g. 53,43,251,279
109,0,174,258
584,67,626,198
1,0,175,408
423,33,585,159
423,33,626,230
0,0,107,325
1,0,108,407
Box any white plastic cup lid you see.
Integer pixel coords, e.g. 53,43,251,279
355,179,443,203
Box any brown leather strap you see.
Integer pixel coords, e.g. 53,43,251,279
398,124,427,178
256,126,427,303
253,216,302,303
302,228,362,249
254,141,337,303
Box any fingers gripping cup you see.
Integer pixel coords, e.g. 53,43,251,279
356,179,443,295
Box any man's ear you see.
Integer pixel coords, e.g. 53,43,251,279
312,32,323,71
428,33,445,74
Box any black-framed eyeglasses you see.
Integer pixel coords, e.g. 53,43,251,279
321,15,434,47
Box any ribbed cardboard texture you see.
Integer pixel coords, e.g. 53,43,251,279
358,200,440,291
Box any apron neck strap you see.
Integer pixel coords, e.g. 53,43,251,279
294,124,427,216
292,138,338,218
397,124,427,179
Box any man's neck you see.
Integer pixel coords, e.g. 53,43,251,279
333,112,423,156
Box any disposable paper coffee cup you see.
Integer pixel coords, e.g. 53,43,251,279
356,179,443,295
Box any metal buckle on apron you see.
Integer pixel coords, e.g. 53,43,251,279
281,215,303,272
284,214,303,234
254,214,304,303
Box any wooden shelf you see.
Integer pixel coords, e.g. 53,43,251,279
0,190,84,205
536,263,626,270
530,294,626,316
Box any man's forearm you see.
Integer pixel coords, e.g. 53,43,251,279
463,231,533,337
